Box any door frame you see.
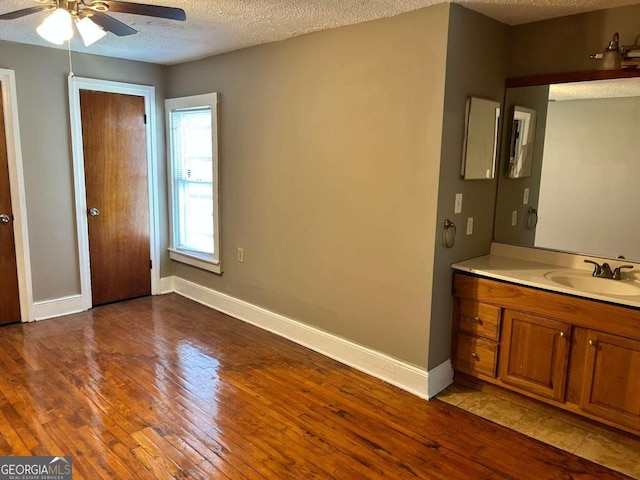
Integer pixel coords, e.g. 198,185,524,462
0,68,33,323
68,77,160,310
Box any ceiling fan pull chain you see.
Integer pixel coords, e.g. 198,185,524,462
68,39,74,78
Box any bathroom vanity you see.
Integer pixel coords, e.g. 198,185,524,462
451,244,640,436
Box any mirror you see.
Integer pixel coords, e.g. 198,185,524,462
461,96,500,180
507,106,537,178
494,76,640,261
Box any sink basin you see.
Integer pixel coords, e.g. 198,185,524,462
544,271,640,297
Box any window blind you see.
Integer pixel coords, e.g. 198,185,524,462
170,106,214,255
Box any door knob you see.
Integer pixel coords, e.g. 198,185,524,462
88,208,100,217
0,214,10,224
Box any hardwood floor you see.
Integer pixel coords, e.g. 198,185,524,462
0,294,629,479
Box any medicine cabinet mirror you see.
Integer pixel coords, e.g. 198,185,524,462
507,106,536,178
461,97,500,180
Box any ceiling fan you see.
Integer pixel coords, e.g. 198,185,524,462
0,0,186,46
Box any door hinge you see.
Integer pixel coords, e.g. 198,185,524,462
143,114,147,124
150,259,152,269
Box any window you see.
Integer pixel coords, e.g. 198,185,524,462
166,93,221,273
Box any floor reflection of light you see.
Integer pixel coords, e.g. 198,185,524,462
20,319,109,458
80,322,108,435
174,341,221,422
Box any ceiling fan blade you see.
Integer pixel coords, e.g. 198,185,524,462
90,12,137,36
0,6,49,20
101,1,186,21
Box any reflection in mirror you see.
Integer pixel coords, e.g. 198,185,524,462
461,97,500,180
507,106,537,178
494,77,640,261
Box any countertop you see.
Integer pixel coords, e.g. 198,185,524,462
452,244,640,309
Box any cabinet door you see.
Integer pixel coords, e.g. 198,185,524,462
580,331,640,430
499,310,571,401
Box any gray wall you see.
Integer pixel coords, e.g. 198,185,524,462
428,4,509,369
509,3,640,77
0,42,169,302
166,5,452,368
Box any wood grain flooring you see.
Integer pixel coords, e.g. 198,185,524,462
0,294,630,479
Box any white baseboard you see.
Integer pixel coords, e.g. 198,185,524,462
32,294,87,321
30,277,175,322
427,358,454,398
159,276,175,294
166,275,453,400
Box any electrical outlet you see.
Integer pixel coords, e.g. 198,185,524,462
466,217,474,235
523,187,530,205
454,193,463,214
512,210,518,226
237,247,244,263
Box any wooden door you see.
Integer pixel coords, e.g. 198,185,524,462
499,310,571,401
80,90,151,306
580,330,640,431
0,83,20,325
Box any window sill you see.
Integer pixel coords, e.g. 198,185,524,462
169,249,222,274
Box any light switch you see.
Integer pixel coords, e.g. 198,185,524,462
454,193,463,214
512,210,518,226
466,217,474,235
523,187,530,205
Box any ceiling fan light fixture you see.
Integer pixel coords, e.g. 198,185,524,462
36,8,73,45
76,17,107,46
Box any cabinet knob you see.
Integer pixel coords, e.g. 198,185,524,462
473,316,482,324
471,352,479,360
588,339,597,347
559,331,566,338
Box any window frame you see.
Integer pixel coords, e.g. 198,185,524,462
165,92,221,274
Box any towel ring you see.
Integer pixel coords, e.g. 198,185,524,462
526,207,538,230
443,219,456,248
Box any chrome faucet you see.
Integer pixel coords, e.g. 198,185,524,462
584,260,613,278
584,260,634,280
613,264,634,280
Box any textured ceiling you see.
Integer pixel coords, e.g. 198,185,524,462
0,0,638,65
549,78,640,100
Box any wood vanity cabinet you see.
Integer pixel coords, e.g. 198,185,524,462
452,272,640,436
